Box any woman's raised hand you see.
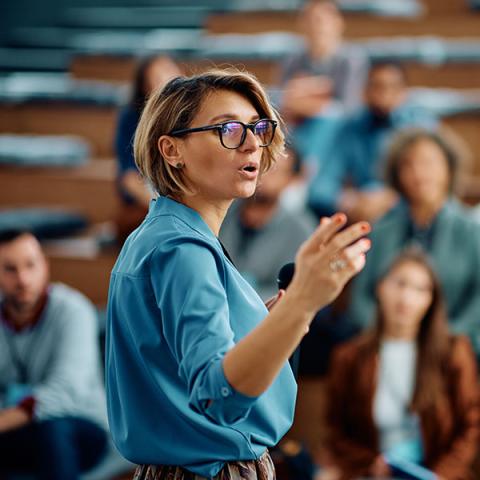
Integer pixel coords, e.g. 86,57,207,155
288,213,371,315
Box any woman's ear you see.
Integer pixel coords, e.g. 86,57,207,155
158,135,184,169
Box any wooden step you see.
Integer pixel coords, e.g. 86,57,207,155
70,55,137,84
71,53,480,90
206,11,480,38
0,159,118,223
404,63,480,89
70,54,280,86
0,103,117,157
44,236,118,306
422,0,471,15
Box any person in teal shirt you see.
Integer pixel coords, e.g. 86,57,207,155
106,70,372,480
348,128,480,357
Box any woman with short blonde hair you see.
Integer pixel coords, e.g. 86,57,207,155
106,69,371,480
134,70,284,198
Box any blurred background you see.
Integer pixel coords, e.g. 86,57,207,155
1,0,479,309
1,0,480,479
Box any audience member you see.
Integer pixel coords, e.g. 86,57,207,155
220,147,315,300
321,249,479,480
349,128,480,355
0,229,108,480
307,62,437,223
280,0,368,120
115,55,182,242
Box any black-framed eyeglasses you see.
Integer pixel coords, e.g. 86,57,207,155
169,118,277,150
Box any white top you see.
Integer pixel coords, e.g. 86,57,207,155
373,339,423,463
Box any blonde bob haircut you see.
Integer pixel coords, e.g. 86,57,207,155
134,69,286,198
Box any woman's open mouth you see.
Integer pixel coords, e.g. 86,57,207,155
238,163,259,179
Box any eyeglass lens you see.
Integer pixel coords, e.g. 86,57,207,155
220,120,274,148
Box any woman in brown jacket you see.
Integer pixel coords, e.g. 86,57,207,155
322,248,479,480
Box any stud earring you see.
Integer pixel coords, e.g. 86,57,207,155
175,162,184,169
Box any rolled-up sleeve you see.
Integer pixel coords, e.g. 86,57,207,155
150,239,258,426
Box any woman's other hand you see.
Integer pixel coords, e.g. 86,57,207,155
265,289,286,311
287,213,371,316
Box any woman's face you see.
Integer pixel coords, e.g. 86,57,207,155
144,57,181,96
377,260,433,339
303,2,343,51
365,66,407,116
397,138,451,207
176,89,265,202
254,149,296,203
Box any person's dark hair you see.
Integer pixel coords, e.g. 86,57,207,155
384,128,460,197
285,144,302,175
130,55,180,113
130,55,158,112
0,228,36,246
368,60,408,85
370,247,451,416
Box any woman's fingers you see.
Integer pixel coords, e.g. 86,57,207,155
337,238,371,277
320,238,370,283
264,289,286,311
322,220,371,258
301,213,347,255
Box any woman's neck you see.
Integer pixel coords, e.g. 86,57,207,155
179,195,232,237
382,332,416,342
409,197,445,228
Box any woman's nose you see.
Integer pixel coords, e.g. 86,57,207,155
239,127,260,152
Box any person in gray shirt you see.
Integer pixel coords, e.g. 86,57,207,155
280,0,368,121
0,229,108,480
220,147,315,300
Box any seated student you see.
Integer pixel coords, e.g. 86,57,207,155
219,147,315,300
0,229,109,480
307,62,437,223
115,55,182,242
321,249,479,480
280,0,368,119
349,128,480,356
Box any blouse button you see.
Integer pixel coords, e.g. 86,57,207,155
221,387,230,397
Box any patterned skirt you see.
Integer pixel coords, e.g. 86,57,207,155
132,450,275,480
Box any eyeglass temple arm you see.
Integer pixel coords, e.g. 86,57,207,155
170,125,221,136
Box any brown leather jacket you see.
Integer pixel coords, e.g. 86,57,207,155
324,334,480,480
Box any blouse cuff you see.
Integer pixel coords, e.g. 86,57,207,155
191,355,258,426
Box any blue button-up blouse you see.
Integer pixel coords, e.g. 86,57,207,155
105,196,297,477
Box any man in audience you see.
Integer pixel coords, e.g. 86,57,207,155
0,229,108,480
280,0,368,122
220,147,315,300
307,61,438,223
